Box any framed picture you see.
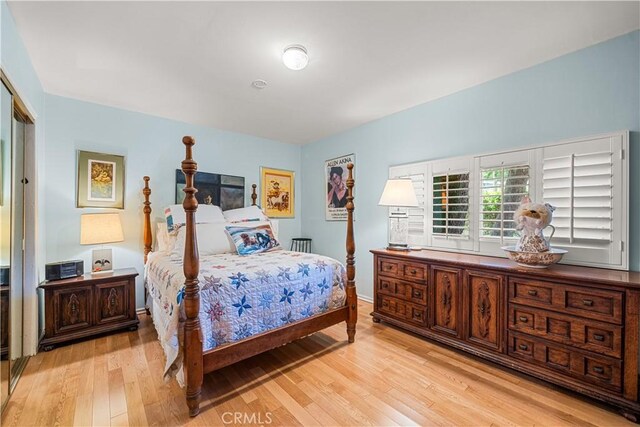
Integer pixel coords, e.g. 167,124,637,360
325,153,355,221
77,150,125,209
260,167,294,218
175,170,245,210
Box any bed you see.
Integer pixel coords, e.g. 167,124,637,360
142,136,357,417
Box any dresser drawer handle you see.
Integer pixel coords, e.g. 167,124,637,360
583,299,594,307
414,312,422,319
385,265,393,270
593,366,605,374
518,316,529,323
527,290,538,296
413,290,422,298
382,282,389,288
410,269,417,275
593,333,605,342
518,344,529,351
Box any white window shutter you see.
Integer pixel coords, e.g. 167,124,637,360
541,133,627,269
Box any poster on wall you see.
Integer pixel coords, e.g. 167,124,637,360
325,153,355,221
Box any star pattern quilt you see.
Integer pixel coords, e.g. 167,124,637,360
144,249,347,383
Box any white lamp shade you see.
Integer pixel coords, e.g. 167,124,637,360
378,179,419,207
80,213,124,245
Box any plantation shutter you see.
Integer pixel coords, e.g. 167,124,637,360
429,158,474,250
479,165,530,240
541,134,625,268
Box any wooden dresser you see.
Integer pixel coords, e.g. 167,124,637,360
39,268,139,351
371,249,640,420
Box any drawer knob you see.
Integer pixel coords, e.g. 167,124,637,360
413,290,422,298
583,299,594,307
518,343,529,351
593,333,605,342
410,269,417,275
593,366,605,374
414,312,422,319
527,290,538,296
518,316,529,323
383,283,389,288
386,265,392,270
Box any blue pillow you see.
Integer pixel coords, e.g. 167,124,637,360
225,224,280,256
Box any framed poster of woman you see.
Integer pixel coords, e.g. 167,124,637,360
325,154,355,221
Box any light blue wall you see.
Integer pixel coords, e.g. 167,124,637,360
302,31,640,301
44,94,302,308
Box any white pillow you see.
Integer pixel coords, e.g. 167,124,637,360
156,222,171,252
165,204,225,231
171,222,236,258
222,205,268,223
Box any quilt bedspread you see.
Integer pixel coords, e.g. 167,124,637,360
144,249,347,383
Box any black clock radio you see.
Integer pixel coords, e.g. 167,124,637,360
45,260,84,281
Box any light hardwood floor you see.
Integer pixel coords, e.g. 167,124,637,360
1,300,634,426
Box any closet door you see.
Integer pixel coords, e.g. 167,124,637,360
0,83,12,409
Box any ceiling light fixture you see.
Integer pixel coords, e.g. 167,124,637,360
282,44,308,71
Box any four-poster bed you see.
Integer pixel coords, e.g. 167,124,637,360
142,136,357,416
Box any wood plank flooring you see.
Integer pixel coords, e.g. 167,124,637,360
1,300,634,426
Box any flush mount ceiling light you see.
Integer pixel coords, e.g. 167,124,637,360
282,44,308,71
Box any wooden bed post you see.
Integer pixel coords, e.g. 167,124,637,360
345,163,357,343
181,136,203,417
251,183,257,206
142,176,152,264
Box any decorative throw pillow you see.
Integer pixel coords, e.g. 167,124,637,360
222,205,268,223
225,223,280,256
164,204,225,231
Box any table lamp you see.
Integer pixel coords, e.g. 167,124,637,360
378,179,419,250
80,213,124,274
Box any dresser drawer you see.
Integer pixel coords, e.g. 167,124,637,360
508,305,622,358
508,332,622,393
378,257,399,276
377,256,427,283
377,277,427,305
376,295,427,326
508,278,623,324
565,289,622,324
400,262,427,282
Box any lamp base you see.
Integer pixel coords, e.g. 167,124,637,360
92,248,113,274
386,243,410,251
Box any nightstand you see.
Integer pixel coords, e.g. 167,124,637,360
39,268,139,351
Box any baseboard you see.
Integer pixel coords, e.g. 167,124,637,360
358,295,373,303
136,307,147,315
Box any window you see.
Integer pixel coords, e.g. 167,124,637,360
387,131,628,270
479,165,530,240
432,172,470,238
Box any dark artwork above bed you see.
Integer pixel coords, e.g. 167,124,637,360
175,169,245,210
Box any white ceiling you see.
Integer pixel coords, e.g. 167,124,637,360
8,1,640,145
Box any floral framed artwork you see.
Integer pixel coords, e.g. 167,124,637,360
76,150,125,209
260,167,294,218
